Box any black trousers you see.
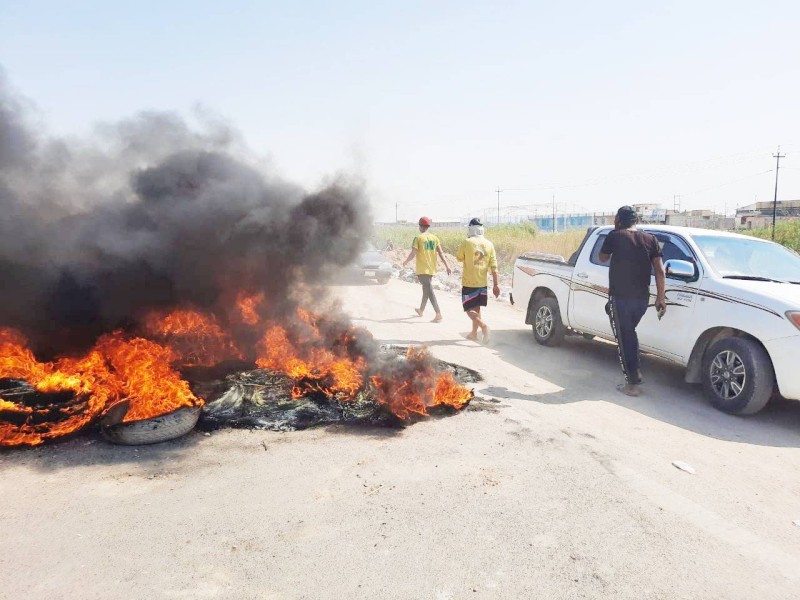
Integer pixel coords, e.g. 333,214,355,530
417,274,441,314
607,296,648,385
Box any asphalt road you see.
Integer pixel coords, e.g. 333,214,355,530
2,278,800,599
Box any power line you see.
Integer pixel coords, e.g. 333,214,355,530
772,146,786,240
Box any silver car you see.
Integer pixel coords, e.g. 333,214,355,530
355,243,393,284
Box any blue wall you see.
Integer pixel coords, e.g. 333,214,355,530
529,215,594,232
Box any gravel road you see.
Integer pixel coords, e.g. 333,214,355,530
2,278,800,599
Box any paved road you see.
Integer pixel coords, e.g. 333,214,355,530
2,279,800,599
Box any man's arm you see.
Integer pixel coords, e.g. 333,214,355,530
436,245,451,275
456,242,465,263
490,245,500,297
653,256,667,313
403,238,418,267
402,248,417,267
598,231,614,263
491,269,500,298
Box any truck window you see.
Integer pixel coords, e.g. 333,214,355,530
653,233,694,264
589,234,610,266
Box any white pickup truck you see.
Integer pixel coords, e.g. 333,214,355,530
511,225,800,415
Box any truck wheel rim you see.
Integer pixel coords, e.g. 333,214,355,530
535,306,553,338
710,350,746,401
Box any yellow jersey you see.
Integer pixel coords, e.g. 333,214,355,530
457,237,498,287
412,232,440,275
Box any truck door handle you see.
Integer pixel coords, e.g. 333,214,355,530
576,272,589,279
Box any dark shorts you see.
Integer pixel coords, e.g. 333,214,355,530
462,286,488,311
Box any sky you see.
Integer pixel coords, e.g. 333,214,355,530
2,0,799,222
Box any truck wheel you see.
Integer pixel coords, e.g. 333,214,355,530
702,337,774,415
532,296,565,347
376,274,391,285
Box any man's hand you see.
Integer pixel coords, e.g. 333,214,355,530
655,296,667,316
493,285,501,298
445,265,452,276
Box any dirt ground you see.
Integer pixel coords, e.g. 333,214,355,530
2,279,800,599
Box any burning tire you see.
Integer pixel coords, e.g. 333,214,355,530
101,406,201,445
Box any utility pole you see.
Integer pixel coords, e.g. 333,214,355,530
395,202,398,223
772,146,786,240
552,194,556,233
496,187,502,226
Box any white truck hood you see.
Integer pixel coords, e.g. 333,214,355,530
712,279,800,312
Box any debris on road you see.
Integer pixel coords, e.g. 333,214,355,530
672,460,696,474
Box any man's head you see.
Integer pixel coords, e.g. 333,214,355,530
418,216,432,232
615,206,638,229
468,217,484,238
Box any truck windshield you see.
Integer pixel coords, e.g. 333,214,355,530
693,235,800,282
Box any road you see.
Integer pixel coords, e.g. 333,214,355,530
2,278,800,599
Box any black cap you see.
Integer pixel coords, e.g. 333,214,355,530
616,205,636,218
468,217,483,226
616,205,638,227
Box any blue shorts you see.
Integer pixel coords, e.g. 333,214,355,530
461,286,488,311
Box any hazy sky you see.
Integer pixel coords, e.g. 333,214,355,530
2,1,799,222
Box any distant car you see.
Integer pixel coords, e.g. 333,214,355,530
355,243,393,284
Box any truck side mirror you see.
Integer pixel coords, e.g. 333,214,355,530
664,259,698,282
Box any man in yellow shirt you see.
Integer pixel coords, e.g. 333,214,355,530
456,218,499,342
403,216,451,322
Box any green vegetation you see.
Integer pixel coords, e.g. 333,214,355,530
744,221,800,253
374,221,800,273
373,223,586,273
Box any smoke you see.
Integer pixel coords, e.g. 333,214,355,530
0,70,371,356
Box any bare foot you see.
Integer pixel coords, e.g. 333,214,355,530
431,314,442,323
415,308,424,317
465,332,479,341
481,325,490,344
616,383,641,397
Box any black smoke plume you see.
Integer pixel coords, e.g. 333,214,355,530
0,70,371,357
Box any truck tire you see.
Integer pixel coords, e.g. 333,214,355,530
532,296,565,347
101,406,201,445
376,273,391,285
702,337,774,415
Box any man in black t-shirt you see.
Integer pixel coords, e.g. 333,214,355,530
599,206,667,397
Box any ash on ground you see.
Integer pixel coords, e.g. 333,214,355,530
190,346,482,432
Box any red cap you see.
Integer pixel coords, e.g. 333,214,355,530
419,216,432,227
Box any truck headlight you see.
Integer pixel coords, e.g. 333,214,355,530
787,311,800,331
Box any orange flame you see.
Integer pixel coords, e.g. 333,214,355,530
256,320,365,398
94,333,200,422
370,348,473,420
236,292,263,326
143,309,241,366
0,327,201,446
1,303,473,447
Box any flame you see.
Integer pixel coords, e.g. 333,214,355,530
236,292,263,326
370,348,473,420
256,319,366,398
143,309,241,366
1,302,473,447
94,333,200,422
0,327,201,446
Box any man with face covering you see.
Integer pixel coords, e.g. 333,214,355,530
457,218,499,343
599,206,667,397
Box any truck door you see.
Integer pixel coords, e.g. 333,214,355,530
569,231,614,337
637,231,701,360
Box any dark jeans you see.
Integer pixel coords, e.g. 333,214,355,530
417,274,441,314
607,296,648,385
